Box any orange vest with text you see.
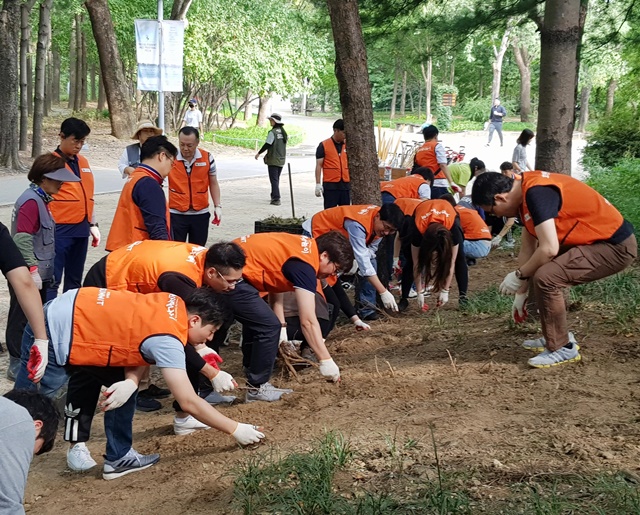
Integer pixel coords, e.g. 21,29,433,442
50,152,95,224
321,138,350,183
105,168,170,252
394,198,423,217
381,175,429,199
234,233,319,293
105,240,207,293
520,171,624,246
414,199,456,235
67,288,188,368
414,140,443,179
311,205,380,246
455,205,491,241
168,149,211,211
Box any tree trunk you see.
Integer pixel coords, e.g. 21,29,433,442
32,0,52,158
577,83,591,133
605,78,616,115
73,14,82,111
27,52,33,116
326,0,379,205
449,59,455,86
97,70,105,110
51,49,60,104
491,24,513,103
256,95,270,127
85,0,136,138
534,0,585,173
45,51,51,116
90,62,96,101
79,17,87,109
68,17,76,109
0,0,22,169
243,89,252,121
19,0,36,151
421,58,432,124
390,65,398,119
400,70,407,116
511,42,532,122
170,0,193,20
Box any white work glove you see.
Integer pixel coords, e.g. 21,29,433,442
512,292,528,323
319,358,340,382
499,271,526,295
232,423,265,445
437,289,449,307
315,184,323,197
212,206,222,226
27,338,49,382
491,235,503,248
380,290,398,311
99,379,138,411
353,318,371,331
30,267,42,290
279,327,288,343
417,292,425,309
90,225,101,247
211,370,237,392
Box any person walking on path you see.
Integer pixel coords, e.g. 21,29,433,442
472,171,637,368
181,99,203,132
486,98,506,147
255,113,288,206
315,119,350,209
48,117,99,301
512,129,534,172
117,121,162,178
170,127,222,245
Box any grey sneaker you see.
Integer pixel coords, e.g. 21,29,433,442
528,343,581,368
523,332,578,352
246,382,293,403
102,448,160,480
201,391,237,406
501,240,515,249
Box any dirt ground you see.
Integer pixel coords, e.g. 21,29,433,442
0,117,638,513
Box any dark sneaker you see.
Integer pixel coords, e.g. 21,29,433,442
270,199,281,205
398,298,409,312
102,448,160,480
361,312,379,321
139,384,170,399
136,396,161,412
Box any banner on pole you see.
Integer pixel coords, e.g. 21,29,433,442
135,19,184,92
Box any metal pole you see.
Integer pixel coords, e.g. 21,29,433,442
287,163,295,218
157,0,164,132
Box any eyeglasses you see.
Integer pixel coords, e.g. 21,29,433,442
329,261,343,277
217,270,243,286
163,152,176,166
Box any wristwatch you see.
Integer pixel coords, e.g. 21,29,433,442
90,223,99,228
515,269,529,280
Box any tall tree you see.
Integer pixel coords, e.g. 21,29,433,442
32,0,53,157
491,22,514,103
19,0,37,151
326,0,379,205
0,0,22,169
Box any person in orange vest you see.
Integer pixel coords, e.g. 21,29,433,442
169,127,221,245
106,136,177,252
48,117,98,301
232,232,354,399
303,204,405,320
315,119,350,209
441,194,492,266
412,125,462,199
380,167,434,203
472,171,637,367
393,198,468,312
20,287,265,480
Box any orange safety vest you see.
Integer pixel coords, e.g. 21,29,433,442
520,171,624,246
67,288,188,368
414,140,443,179
455,205,491,241
105,240,207,293
50,152,94,224
105,167,170,252
414,199,456,235
381,175,429,199
233,233,319,293
311,205,380,246
394,198,424,217
168,149,212,211
321,138,350,183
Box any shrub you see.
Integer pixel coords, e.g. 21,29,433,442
433,105,452,131
459,97,490,122
583,107,640,166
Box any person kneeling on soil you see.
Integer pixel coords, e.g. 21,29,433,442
19,287,265,480
472,171,636,367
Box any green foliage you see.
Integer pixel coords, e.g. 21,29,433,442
207,125,304,150
433,105,452,131
459,97,490,123
449,120,484,132
502,121,536,132
583,108,640,166
462,285,513,315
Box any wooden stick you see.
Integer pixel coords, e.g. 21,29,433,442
446,349,458,374
374,355,381,376
384,359,395,377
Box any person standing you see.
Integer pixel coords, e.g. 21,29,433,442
169,127,221,245
106,136,177,252
48,117,99,301
486,98,506,147
315,119,350,209
117,121,162,178
512,129,534,172
254,113,287,206
412,125,462,199
181,99,203,132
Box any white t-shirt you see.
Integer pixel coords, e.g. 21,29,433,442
183,108,203,128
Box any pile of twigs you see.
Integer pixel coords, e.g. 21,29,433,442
278,340,318,379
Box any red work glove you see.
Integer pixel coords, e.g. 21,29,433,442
211,206,222,226
197,345,223,370
512,293,528,323
27,339,49,382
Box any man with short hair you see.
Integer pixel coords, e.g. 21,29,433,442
49,117,98,300
315,119,351,209
169,127,221,246
413,125,462,199
472,171,636,367
181,99,203,131
106,135,178,252
486,98,506,147
117,121,163,178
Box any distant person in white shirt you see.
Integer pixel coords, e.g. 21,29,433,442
182,99,203,132
117,121,162,178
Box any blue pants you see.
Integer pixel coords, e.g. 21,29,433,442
464,240,491,259
47,236,88,301
430,186,450,199
357,257,378,318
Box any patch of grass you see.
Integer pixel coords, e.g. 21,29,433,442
449,119,484,132
205,124,305,149
462,285,512,316
502,121,536,132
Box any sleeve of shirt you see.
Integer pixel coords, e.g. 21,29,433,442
345,220,376,276
418,183,431,199
315,143,325,159
197,111,203,123
117,148,129,178
0,222,28,276
15,200,40,234
132,178,170,241
208,152,217,176
451,219,464,246
409,218,423,247
140,336,186,369
157,272,198,300
266,132,275,145
281,259,318,292
526,186,562,226
434,143,447,165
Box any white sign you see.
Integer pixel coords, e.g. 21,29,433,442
135,19,184,92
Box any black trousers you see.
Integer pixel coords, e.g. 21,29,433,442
5,280,51,357
323,187,351,209
268,166,283,201
170,212,211,246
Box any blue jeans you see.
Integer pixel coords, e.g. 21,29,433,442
47,236,89,301
463,240,491,259
357,258,378,318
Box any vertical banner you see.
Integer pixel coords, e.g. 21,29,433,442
135,19,184,92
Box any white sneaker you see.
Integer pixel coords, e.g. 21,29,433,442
67,442,97,472
408,287,417,298
523,332,578,352
528,342,581,368
173,415,211,436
